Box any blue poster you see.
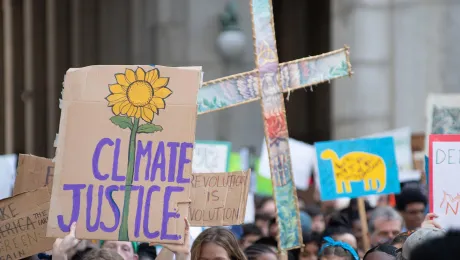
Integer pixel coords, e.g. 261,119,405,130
315,137,400,201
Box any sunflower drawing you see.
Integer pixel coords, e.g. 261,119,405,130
106,67,172,241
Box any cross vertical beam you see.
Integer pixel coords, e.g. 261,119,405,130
250,0,302,250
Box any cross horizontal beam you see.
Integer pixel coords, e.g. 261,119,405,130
197,47,350,115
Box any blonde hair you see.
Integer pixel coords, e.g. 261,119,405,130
191,227,247,260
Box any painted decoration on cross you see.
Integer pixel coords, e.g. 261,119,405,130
315,137,400,201
197,0,352,251
429,134,460,229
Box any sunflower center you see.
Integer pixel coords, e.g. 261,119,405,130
127,81,154,107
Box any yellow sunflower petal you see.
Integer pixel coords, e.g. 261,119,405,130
153,77,169,89
150,97,165,109
121,102,132,114
136,67,146,81
147,104,159,115
135,107,142,118
125,69,136,84
154,87,172,99
116,74,130,87
145,69,159,85
107,93,125,102
112,101,125,115
141,107,154,122
109,84,126,94
127,106,137,117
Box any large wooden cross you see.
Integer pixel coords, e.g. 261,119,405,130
198,0,352,251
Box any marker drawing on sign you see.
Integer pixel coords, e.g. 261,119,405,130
320,149,386,194
440,190,460,215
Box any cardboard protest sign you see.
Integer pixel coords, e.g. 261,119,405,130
13,154,54,195
367,127,419,182
315,137,400,201
425,94,460,154
189,170,250,226
48,66,202,244
0,187,54,259
0,154,17,200
429,134,460,228
192,141,231,173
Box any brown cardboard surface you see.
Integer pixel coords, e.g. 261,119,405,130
189,170,250,226
13,155,54,195
48,65,201,244
0,188,53,259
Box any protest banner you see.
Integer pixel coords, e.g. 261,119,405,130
315,137,400,201
429,134,460,228
13,155,54,195
0,154,17,200
0,187,53,259
189,170,250,226
425,94,460,154
47,66,202,244
192,141,231,173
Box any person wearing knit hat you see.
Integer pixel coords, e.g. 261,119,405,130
400,213,445,260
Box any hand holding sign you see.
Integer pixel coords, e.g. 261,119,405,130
52,222,81,260
151,218,191,256
422,213,442,229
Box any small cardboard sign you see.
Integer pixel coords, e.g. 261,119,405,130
189,170,250,227
315,137,400,201
13,154,54,195
192,141,231,173
0,188,53,259
48,65,202,244
429,134,460,228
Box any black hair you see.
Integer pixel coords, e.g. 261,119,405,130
137,243,157,260
395,187,427,211
244,244,276,260
256,196,274,210
241,224,263,237
304,205,322,218
290,231,322,259
255,213,273,222
254,236,278,248
323,213,352,238
363,244,397,259
409,230,460,260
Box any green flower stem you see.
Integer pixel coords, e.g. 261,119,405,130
118,117,140,241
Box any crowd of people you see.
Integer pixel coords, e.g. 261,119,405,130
23,185,460,260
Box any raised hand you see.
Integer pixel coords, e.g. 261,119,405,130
52,222,81,260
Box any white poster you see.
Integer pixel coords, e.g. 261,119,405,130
430,135,460,229
259,138,316,190
0,154,17,200
367,127,420,182
192,141,231,173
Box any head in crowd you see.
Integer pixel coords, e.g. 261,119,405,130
368,206,403,246
395,187,427,230
323,214,358,250
390,230,415,249
408,230,460,260
100,241,138,260
362,244,397,260
296,231,322,260
256,196,276,218
254,237,278,253
244,244,277,260
137,243,157,260
401,226,446,260
80,248,124,260
318,237,359,260
305,205,326,234
255,213,273,237
191,227,247,260
240,224,264,250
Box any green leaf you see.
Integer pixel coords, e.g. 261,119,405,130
137,124,163,134
110,116,133,130
203,99,211,107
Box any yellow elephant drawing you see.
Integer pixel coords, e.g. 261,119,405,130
320,149,387,194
